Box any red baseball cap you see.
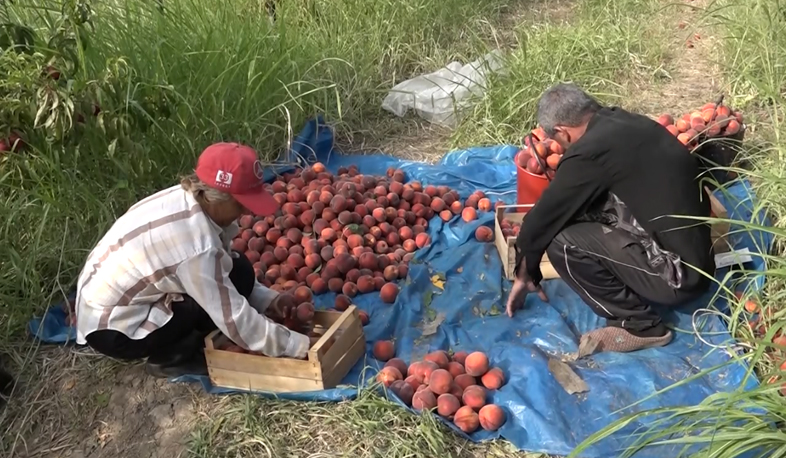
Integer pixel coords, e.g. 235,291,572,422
195,142,278,216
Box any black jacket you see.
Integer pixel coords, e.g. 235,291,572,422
515,106,715,292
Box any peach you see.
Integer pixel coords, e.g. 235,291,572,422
516,149,530,168
412,389,437,411
334,253,356,274
656,114,673,126
479,404,506,431
385,358,408,377
293,286,313,304
474,226,493,242
358,310,369,325
245,250,261,263
430,197,446,212
477,198,492,212
449,382,464,399
461,207,477,222
454,374,477,391
452,350,469,365
447,361,466,378
328,277,344,293
347,234,364,249
404,375,422,391
287,253,305,269
231,238,248,254
382,265,398,282
359,252,379,270
376,366,402,387
437,393,461,417
415,233,431,249
425,350,450,369
462,385,487,410
429,369,453,395
380,283,399,303
253,221,270,236
342,281,358,298
346,268,361,283
335,294,352,311
546,154,561,169
305,273,320,288
311,278,328,294
675,118,690,133
390,380,414,406
448,200,462,215
726,119,741,135
357,275,375,294
373,340,396,361
374,276,386,291
305,253,322,270
453,406,479,433
296,302,315,322
481,367,505,390
464,352,489,377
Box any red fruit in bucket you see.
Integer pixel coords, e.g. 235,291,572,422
526,157,543,175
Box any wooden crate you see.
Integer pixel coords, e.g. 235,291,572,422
707,188,732,254
494,204,559,281
494,196,731,280
204,305,366,393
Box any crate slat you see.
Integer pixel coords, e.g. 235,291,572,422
323,334,366,388
207,367,326,393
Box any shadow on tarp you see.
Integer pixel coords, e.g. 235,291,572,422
28,117,772,458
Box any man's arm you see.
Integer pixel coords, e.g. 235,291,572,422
177,247,310,358
515,152,607,283
248,282,278,314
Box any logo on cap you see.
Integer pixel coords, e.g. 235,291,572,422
253,160,264,180
215,170,233,187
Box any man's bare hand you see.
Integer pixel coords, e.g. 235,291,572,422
267,293,297,321
506,276,548,318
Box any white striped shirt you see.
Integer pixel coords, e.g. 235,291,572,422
75,185,310,359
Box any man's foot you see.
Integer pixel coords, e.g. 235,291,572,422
145,349,208,379
578,327,673,358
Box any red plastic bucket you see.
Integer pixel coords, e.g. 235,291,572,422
515,150,550,210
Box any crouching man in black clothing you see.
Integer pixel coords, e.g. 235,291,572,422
506,83,716,354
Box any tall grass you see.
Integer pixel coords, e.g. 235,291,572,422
0,0,502,340
452,0,665,147
567,1,786,456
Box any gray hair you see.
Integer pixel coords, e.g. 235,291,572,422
180,173,233,204
536,83,602,136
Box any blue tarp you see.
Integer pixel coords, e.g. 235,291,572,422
29,117,772,458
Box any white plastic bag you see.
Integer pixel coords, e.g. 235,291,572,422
381,50,504,128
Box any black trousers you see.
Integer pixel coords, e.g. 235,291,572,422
546,222,702,335
85,253,256,361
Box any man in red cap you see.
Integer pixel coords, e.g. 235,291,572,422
75,143,322,377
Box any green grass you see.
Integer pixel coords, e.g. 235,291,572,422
566,1,786,456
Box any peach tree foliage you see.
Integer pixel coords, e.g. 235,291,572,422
0,1,172,150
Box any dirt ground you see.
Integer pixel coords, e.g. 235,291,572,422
1,1,724,457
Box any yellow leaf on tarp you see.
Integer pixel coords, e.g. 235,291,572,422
431,275,445,290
